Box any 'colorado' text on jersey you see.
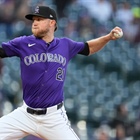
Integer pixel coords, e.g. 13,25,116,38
2,35,85,108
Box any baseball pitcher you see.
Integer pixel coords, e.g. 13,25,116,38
0,5,123,140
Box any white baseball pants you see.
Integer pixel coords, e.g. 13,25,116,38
0,102,80,140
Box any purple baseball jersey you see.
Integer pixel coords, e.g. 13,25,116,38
2,35,85,108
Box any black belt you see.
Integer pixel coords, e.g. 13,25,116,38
27,102,63,115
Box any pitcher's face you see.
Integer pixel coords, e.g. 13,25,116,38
32,16,51,38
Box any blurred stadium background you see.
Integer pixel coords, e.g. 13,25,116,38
0,0,140,140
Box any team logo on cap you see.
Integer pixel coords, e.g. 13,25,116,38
50,14,53,18
35,6,39,13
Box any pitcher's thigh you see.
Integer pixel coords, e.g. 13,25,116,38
41,119,80,140
53,124,80,140
40,107,80,140
0,114,28,140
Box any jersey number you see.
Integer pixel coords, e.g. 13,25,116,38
56,67,65,81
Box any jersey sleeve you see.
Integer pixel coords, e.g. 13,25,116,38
64,38,85,59
1,36,24,57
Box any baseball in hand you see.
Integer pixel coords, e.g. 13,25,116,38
113,30,123,38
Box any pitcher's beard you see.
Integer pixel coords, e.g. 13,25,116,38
32,28,48,38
